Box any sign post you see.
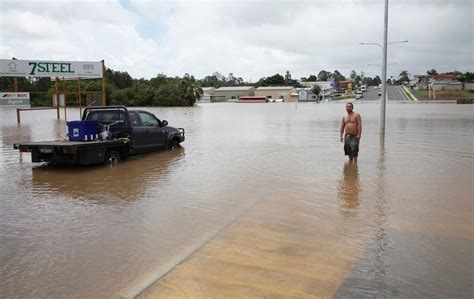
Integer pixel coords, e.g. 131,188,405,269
0,92,30,107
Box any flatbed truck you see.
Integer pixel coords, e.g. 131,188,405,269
14,106,185,166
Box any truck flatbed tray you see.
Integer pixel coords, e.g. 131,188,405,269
15,139,125,149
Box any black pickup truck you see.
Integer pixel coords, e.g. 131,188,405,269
14,106,185,166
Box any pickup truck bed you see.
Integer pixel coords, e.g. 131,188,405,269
15,139,124,148
14,138,130,166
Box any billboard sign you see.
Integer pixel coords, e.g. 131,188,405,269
0,59,103,78
0,92,31,107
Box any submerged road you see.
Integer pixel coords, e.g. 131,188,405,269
359,85,410,102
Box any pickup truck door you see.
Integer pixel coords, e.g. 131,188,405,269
132,111,168,153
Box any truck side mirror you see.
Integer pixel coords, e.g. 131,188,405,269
161,120,168,127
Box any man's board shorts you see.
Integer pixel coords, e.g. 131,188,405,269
344,134,359,157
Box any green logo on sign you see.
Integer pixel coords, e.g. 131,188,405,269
28,62,75,75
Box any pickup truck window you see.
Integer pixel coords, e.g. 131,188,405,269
129,111,141,127
87,111,123,123
139,112,160,127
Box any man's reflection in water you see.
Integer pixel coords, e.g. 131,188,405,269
338,162,360,214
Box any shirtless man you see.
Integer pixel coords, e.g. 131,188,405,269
340,102,362,163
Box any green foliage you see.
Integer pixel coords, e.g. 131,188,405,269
398,70,410,85
427,69,438,76
455,72,474,83
302,75,317,82
317,70,331,81
255,73,286,87
350,70,357,80
311,85,321,95
285,70,292,85
332,70,346,82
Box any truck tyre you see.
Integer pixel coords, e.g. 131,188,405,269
168,138,180,150
105,150,121,165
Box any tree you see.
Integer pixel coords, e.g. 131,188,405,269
332,70,346,82
398,70,410,84
311,85,321,96
285,70,292,85
372,76,381,86
179,74,203,106
427,69,438,76
106,69,133,89
350,70,357,80
149,73,168,88
200,75,221,88
305,75,317,81
255,73,286,87
227,73,236,86
355,75,362,86
317,70,331,81
456,72,474,83
363,76,373,86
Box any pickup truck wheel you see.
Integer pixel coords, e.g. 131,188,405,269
105,150,121,165
168,139,180,150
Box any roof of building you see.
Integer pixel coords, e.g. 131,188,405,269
433,74,457,80
256,86,295,90
216,86,254,91
201,87,216,91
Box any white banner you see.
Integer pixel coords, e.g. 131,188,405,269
0,59,103,78
0,92,31,107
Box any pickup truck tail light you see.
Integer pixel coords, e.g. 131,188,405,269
19,146,31,153
63,147,77,154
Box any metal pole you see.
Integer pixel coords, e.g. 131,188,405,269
101,60,106,106
62,78,67,122
381,0,389,136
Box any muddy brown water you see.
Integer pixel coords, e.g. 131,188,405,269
0,103,472,298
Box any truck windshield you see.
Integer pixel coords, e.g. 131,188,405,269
86,110,124,124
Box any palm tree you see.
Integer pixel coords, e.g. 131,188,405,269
180,74,203,106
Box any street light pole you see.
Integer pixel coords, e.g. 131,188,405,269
381,0,389,136
360,12,408,136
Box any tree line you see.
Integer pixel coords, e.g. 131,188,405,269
0,68,471,107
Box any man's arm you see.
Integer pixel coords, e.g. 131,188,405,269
340,117,345,143
356,113,362,139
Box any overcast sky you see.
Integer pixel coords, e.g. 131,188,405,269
0,0,472,81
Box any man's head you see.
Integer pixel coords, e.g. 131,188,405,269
346,102,354,113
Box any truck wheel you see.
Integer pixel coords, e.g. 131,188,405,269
105,150,121,165
168,139,180,150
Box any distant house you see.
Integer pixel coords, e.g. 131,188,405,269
414,75,430,89
301,81,336,93
432,74,457,82
336,81,354,93
295,88,319,102
199,87,215,103
210,86,255,102
255,86,296,102
430,74,462,91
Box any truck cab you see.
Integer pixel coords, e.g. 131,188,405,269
83,106,184,155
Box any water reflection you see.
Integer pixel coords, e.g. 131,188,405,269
372,135,389,284
29,148,185,204
338,162,360,214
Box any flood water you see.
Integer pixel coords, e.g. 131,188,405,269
0,103,472,298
